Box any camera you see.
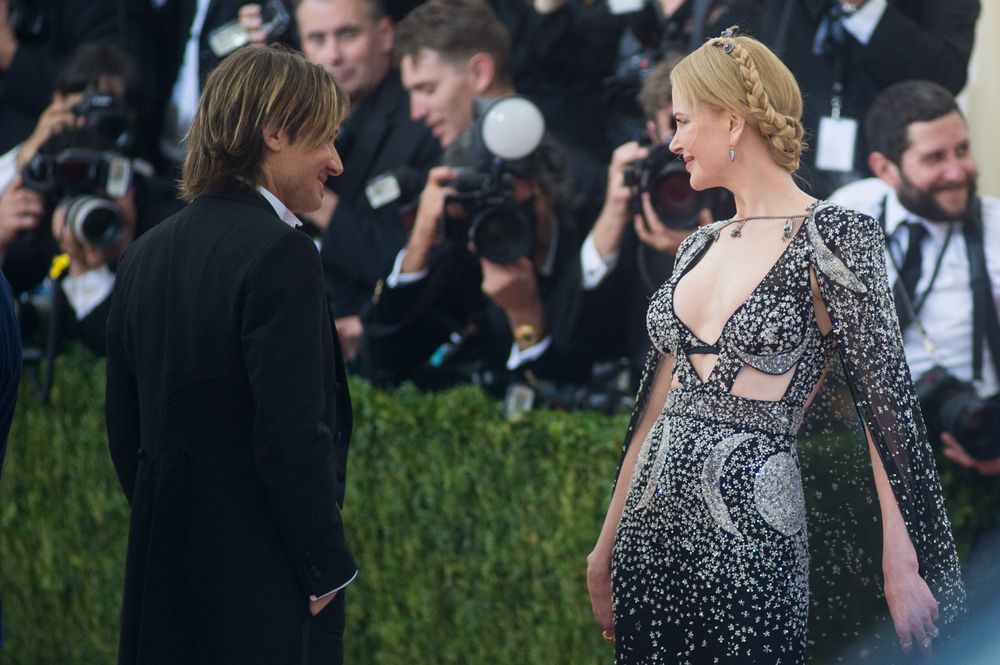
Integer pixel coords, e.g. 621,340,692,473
207,0,291,58
441,168,535,265
914,365,1000,460
21,147,133,247
72,91,133,150
624,142,704,231
439,96,547,265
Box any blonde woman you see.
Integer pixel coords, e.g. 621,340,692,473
587,29,964,664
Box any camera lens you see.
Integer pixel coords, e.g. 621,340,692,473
471,206,534,265
64,195,124,247
649,168,700,229
940,393,1000,461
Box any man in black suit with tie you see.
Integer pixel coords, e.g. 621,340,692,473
752,0,980,197
292,0,440,362
105,45,357,665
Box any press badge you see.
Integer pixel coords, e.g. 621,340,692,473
815,115,858,173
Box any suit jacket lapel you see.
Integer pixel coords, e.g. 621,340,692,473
334,77,399,198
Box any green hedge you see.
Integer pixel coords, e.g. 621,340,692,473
0,348,997,664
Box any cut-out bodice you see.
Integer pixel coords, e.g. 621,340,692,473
647,209,835,407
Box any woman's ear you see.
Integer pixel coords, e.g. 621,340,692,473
727,110,746,147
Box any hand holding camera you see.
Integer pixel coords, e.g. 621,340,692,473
15,92,85,171
236,4,271,47
19,145,135,264
209,1,290,57
914,365,1000,463
596,141,648,237
401,166,457,274
941,431,1000,476
633,189,707,255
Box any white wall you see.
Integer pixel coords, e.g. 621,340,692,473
961,3,1000,197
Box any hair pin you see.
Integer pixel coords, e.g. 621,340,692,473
720,25,741,38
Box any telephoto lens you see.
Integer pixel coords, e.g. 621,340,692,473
63,195,124,247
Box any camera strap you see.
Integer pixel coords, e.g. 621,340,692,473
961,199,1000,383
879,196,953,334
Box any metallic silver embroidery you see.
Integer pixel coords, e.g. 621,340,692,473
666,390,803,436
805,217,868,293
754,452,807,536
700,433,754,536
636,418,671,510
610,203,964,664
733,325,813,375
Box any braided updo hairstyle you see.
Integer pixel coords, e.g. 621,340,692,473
670,30,805,172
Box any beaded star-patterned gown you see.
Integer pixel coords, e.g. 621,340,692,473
610,202,964,664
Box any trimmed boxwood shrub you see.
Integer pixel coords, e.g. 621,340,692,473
0,347,997,664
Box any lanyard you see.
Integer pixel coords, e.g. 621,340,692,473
880,203,955,321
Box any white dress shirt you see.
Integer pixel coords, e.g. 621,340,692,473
841,0,888,45
159,0,213,163
830,177,1000,397
255,185,303,229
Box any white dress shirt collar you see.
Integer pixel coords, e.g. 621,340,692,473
255,185,303,229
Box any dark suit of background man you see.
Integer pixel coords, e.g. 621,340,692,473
0,270,22,650
289,0,439,363
751,0,979,198
105,45,357,665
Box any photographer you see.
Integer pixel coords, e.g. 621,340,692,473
359,104,598,402
1,125,179,356
394,0,606,215
579,58,728,382
0,42,142,194
0,0,124,153
830,80,1000,475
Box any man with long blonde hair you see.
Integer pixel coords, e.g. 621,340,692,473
106,45,357,665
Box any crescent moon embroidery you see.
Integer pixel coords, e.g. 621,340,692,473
700,433,755,537
754,452,807,536
636,418,671,510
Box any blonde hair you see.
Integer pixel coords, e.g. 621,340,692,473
670,34,804,172
180,45,350,201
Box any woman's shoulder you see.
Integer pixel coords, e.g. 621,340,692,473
808,200,881,247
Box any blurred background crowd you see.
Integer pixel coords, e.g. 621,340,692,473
1,0,998,473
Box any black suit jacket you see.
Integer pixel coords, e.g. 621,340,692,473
750,0,980,196
320,71,440,318
106,185,355,665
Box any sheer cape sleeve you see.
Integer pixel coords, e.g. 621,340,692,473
805,202,966,627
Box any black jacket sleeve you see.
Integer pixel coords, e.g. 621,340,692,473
241,231,357,596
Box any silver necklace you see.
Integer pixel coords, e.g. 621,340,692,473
729,214,808,241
